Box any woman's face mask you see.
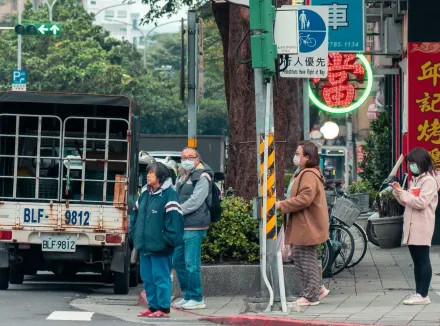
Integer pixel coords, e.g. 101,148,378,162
410,163,420,175
293,155,300,167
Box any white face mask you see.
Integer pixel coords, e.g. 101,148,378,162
181,160,195,171
293,155,300,167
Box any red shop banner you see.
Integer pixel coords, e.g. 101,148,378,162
408,42,440,170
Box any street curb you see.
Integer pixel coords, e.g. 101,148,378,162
138,290,197,317
199,316,389,326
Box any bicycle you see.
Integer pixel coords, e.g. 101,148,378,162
322,223,355,277
322,183,367,276
299,34,317,47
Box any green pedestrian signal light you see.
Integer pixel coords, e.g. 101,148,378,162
14,23,61,36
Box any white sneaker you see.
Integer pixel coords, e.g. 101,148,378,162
403,294,431,305
172,298,188,308
182,299,206,310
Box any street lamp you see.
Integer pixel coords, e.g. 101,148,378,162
105,18,147,67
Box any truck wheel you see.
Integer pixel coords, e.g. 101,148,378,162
114,246,130,294
0,268,9,290
129,262,139,287
10,272,24,285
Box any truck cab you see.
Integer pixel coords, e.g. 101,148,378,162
0,92,140,294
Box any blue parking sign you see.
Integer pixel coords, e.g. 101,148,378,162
310,0,365,52
12,70,27,91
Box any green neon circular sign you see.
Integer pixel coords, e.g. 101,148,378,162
308,54,373,115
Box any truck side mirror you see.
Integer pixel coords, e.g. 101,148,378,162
214,172,225,182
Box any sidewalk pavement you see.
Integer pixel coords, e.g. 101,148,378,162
189,245,440,326
71,244,440,325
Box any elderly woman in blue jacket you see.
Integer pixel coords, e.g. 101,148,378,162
130,161,184,318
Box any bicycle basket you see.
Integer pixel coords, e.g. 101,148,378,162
331,197,361,227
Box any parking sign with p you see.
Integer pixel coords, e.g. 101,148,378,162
12,70,27,92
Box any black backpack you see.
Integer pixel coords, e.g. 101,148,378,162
192,179,222,223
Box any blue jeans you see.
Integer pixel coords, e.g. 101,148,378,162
140,253,172,313
172,230,207,302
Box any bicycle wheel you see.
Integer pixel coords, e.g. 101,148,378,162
332,217,367,268
346,222,368,268
320,240,333,274
307,38,316,47
323,224,355,278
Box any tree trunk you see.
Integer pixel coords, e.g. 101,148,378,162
212,1,303,200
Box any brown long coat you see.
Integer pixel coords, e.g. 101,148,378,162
279,168,329,246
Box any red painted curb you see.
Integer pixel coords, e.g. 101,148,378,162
199,316,391,326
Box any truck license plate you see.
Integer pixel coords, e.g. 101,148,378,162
42,235,76,252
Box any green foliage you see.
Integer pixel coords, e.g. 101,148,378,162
358,112,390,190
347,180,378,208
140,0,208,24
0,1,227,135
0,0,138,94
377,190,401,217
202,196,260,263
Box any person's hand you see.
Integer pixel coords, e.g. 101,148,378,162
275,202,281,210
390,182,403,193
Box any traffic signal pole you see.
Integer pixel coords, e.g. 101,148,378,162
187,10,198,148
17,0,22,70
249,0,287,313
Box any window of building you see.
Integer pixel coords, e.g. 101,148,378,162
139,37,144,44
90,0,96,4
117,10,127,18
104,10,114,18
132,19,138,27
120,27,127,32
133,37,137,44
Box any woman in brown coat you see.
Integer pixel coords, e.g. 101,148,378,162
276,141,330,306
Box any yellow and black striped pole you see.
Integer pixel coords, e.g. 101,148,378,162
259,133,277,240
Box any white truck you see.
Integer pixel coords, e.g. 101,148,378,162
0,92,140,294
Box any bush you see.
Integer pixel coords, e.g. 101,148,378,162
347,180,378,208
358,112,390,190
202,196,260,263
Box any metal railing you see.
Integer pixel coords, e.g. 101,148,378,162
0,114,62,201
60,117,129,205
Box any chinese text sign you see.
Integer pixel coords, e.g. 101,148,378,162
408,42,440,170
310,0,365,53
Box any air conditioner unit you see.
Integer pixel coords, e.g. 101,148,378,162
384,17,402,55
394,0,408,23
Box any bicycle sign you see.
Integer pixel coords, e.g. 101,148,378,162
299,34,317,48
281,6,329,79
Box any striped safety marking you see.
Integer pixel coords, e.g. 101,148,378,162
188,138,197,148
259,133,277,240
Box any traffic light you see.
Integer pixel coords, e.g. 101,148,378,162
15,24,38,35
14,23,61,36
249,0,277,80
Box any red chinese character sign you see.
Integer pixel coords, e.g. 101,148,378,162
308,53,373,114
407,42,440,170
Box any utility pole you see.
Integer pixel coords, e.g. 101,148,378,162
180,17,185,102
249,0,287,312
303,79,310,139
187,10,197,148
